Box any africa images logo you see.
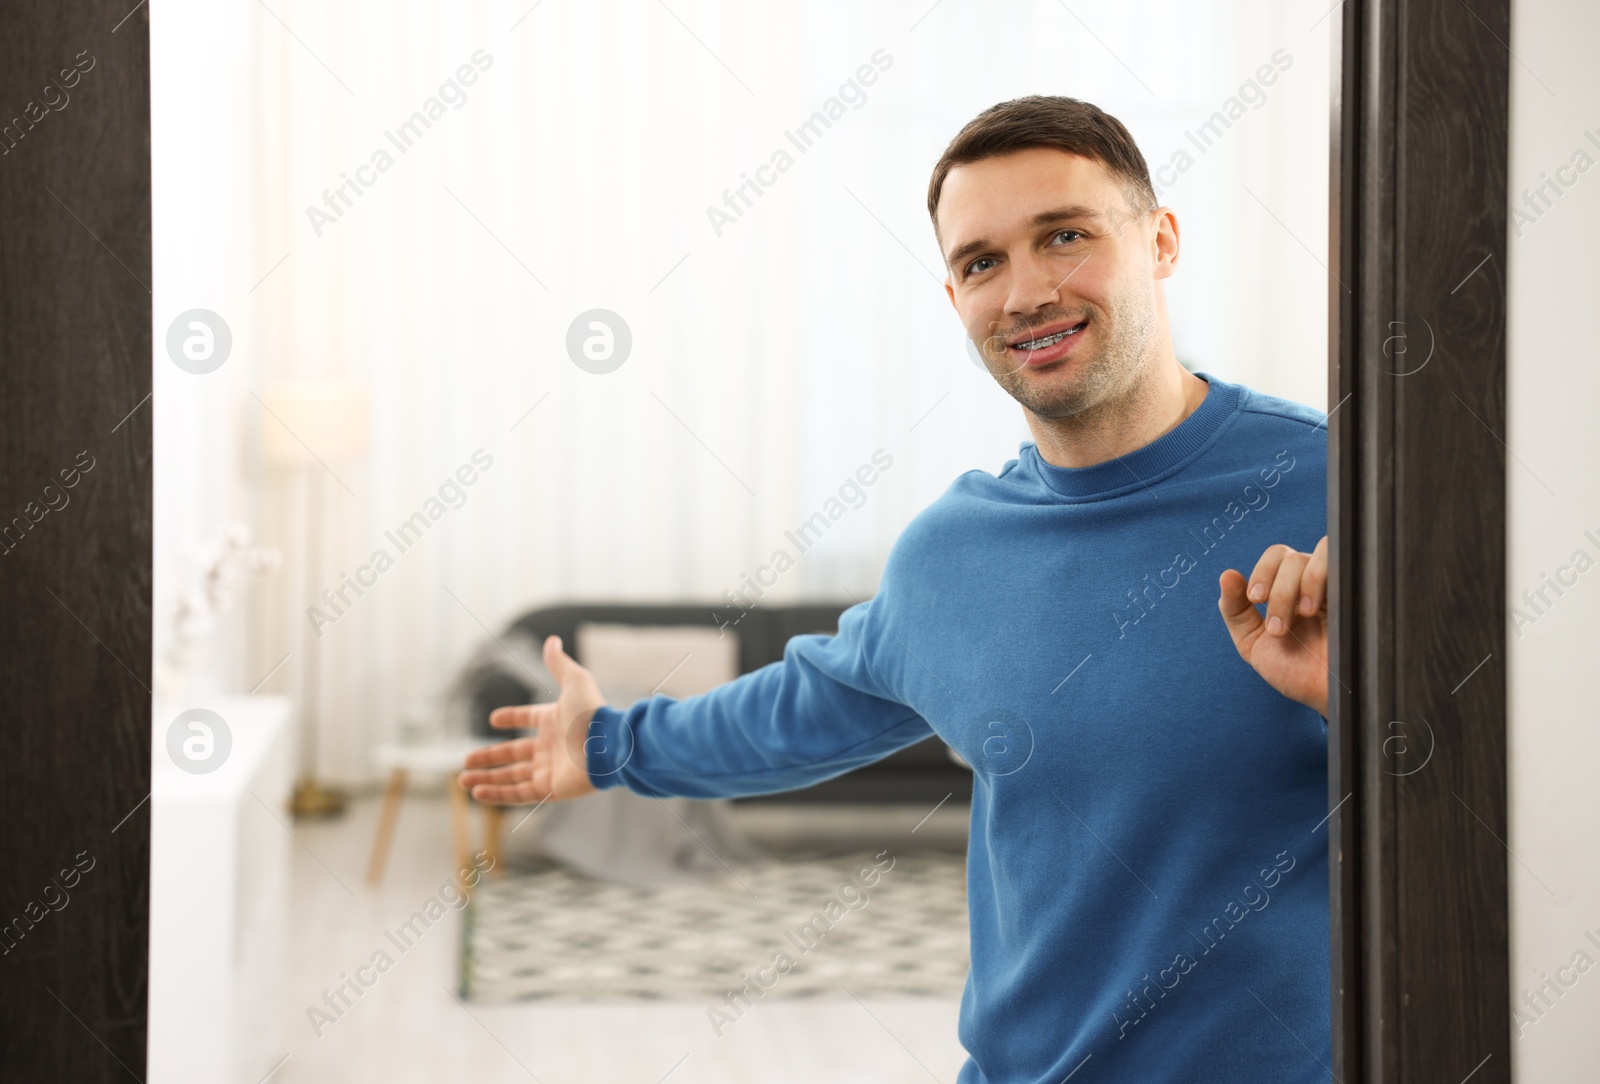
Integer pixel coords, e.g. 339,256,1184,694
1111,450,1296,639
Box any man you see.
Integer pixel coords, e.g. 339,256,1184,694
460,95,1332,1083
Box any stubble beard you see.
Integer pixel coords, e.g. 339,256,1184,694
982,289,1157,422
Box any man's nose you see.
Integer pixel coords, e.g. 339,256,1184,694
1003,251,1085,318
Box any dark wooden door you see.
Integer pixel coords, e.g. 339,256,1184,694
1327,1,1512,1080
0,2,152,1079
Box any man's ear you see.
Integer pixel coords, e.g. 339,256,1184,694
945,278,957,310
1152,207,1180,280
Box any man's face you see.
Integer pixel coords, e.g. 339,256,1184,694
937,147,1176,419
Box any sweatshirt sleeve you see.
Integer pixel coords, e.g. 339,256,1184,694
581,596,934,799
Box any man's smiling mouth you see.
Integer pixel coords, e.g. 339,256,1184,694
1008,319,1089,357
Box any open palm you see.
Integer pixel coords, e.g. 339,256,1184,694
457,635,606,804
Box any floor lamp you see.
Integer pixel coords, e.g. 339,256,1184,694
260,380,371,819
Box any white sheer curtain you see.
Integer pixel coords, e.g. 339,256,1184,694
155,0,1332,786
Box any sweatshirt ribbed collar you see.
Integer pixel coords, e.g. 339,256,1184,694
1022,372,1241,501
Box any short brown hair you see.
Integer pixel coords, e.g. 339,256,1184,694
926,95,1157,232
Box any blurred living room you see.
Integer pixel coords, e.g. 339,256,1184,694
144,2,1328,1080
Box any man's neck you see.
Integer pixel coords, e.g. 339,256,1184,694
1026,360,1210,469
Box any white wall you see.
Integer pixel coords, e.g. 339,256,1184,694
1507,0,1600,1071
151,0,261,701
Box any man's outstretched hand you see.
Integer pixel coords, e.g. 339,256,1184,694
1217,535,1330,718
457,635,606,805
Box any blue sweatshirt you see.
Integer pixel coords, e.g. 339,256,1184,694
585,372,1331,1083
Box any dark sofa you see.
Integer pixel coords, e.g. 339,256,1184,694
465,602,972,805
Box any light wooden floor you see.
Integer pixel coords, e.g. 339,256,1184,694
276,790,970,1083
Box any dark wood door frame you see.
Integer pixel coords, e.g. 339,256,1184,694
0,3,152,1080
1328,1,1511,1080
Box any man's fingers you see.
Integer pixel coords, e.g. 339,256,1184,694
489,704,535,730
1217,568,1264,650
458,762,534,789
463,737,534,769
1299,535,1329,616
1246,542,1322,635
1245,544,1290,605
468,781,543,805
543,634,578,683
492,703,556,732
1266,551,1310,636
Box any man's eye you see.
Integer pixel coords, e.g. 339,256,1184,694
1051,229,1084,245
965,256,997,276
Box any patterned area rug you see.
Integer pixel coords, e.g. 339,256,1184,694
461,849,969,1003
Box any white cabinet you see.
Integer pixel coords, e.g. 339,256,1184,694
148,695,295,1084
